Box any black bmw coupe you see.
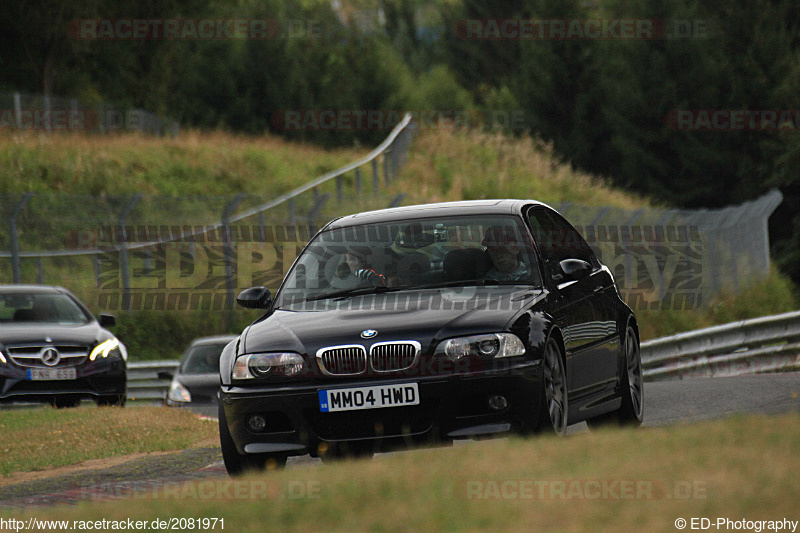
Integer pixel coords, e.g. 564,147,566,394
219,200,643,473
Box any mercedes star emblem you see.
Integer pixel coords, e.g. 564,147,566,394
41,347,60,366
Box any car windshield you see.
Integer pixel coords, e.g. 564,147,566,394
181,343,227,374
0,293,92,325
275,214,541,308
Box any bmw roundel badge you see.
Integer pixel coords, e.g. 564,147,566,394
360,329,378,339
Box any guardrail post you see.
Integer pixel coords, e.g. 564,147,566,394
118,194,142,312
222,194,246,317
9,193,33,283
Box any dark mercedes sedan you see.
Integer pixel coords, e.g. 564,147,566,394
218,200,643,473
0,285,127,407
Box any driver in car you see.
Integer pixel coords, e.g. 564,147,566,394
343,251,387,287
482,226,530,281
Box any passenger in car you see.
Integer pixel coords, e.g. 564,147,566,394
482,226,530,281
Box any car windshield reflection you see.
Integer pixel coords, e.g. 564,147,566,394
0,293,92,325
277,214,541,308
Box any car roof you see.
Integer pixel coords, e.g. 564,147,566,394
0,285,67,294
188,335,238,346
325,199,550,229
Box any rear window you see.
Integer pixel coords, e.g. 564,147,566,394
181,343,228,374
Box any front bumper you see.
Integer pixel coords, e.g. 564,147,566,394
220,361,542,457
0,358,127,403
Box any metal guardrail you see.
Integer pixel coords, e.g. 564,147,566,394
126,311,800,401
127,360,178,401
641,310,800,381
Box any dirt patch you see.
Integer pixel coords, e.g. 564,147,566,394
0,452,173,488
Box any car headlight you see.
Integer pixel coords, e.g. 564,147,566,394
232,353,304,379
89,338,122,361
0,350,6,364
435,333,526,361
167,380,191,403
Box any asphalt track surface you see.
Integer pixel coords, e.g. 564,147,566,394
1,373,798,508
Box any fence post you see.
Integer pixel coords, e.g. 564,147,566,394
222,194,246,318
372,159,379,195
384,150,391,185
44,94,51,131
118,194,142,312
336,175,343,205
388,194,405,208
288,198,296,225
355,168,362,197
13,93,22,128
307,194,331,235
9,193,33,283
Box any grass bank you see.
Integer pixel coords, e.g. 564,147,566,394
0,130,364,196
0,406,217,477
5,412,798,531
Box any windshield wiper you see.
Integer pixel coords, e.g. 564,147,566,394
304,285,403,303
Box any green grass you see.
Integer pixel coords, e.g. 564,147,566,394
0,406,218,477
0,130,363,196
4,413,799,531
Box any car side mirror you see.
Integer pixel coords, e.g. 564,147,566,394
237,287,272,309
98,314,116,328
558,259,592,282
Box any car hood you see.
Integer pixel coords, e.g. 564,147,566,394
242,287,543,355
0,323,110,347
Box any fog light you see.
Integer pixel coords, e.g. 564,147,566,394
488,395,508,411
247,414,267,432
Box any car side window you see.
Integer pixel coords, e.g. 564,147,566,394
527,208,599,274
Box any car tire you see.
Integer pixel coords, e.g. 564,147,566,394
587,324,644,429
97,394,126,407
537,336,568,436
218,402,286,476
52,397,80,409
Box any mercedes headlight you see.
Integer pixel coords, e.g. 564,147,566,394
89,338,125,361
232,353,305,379
435,333,525,361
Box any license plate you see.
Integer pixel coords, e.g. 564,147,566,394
319,383,419,412
26,368,77,380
